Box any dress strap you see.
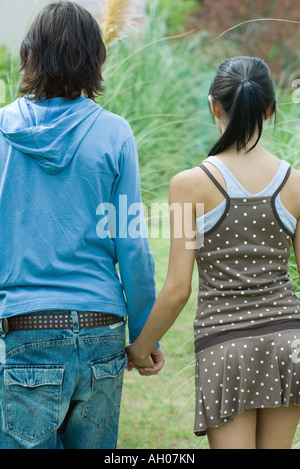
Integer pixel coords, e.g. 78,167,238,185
271,164,294,238
198,163,230,200
203,156,291,198
272,164,292,198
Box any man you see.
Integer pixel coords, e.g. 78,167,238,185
0,1,163,449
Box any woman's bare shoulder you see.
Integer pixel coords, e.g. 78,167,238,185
290,166,300,179
286,166,300,194
280,164,300,220
170,165,208,187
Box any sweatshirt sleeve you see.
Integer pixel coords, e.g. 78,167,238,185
111,134,157,345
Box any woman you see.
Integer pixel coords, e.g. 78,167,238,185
127,56,300,449
0,1,163,449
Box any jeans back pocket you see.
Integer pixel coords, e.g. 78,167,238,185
83,353,127,429
4,365,65,444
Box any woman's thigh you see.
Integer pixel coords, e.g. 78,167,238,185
256,405,300,449
206,409,257,449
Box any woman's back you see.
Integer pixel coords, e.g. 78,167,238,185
194,152,300,346
189,145,300,221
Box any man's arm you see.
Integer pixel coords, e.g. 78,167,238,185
111,134,158,347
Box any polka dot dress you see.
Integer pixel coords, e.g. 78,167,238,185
194,163,300,436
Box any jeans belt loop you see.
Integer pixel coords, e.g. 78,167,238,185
71,311,80,333
0,318,9,337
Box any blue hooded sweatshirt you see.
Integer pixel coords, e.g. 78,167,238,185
0,96,156,344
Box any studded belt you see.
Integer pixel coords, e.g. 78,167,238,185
2,311,124,333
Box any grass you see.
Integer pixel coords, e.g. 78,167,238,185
100,1,217,204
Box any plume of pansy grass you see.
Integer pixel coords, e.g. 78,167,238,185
101,0,137,47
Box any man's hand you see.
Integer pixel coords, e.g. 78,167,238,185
126,345,165,376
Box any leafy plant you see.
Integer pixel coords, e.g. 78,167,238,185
0,45,20,106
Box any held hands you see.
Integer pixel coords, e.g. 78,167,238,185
126,345,165,376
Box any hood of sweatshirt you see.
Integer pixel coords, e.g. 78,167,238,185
0,96,102,174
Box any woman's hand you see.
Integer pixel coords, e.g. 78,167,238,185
126,345,165,376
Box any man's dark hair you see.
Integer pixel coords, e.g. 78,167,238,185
19,1,107,101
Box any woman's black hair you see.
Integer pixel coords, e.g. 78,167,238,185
19,1,106,101
208,56,277,156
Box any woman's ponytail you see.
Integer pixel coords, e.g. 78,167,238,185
208,57,276,156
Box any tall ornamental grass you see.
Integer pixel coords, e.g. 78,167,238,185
100,1,217,204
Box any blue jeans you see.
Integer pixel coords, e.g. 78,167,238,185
0,312,127,449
